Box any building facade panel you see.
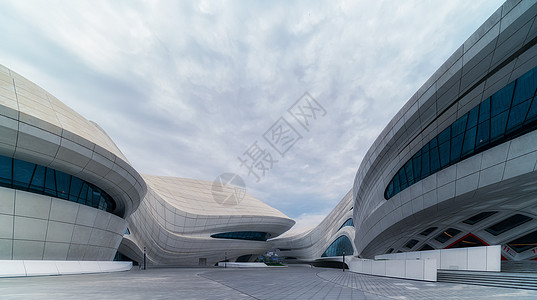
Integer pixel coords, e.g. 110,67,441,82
0,64,145,261
353,0,537,261
122,175,294,266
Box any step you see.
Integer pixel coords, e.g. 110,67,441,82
438,279,537,290
437,271,537,290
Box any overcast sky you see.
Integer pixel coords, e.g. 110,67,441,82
0,0,505,229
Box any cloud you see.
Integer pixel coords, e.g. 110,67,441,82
0,0,505,226
281,211,331,236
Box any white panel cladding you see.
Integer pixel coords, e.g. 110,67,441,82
0,260,132,277
0,186,126,261
124,175,294,266
352,1,537,259
0,64,147,219
348,258,437,282
375,245,501,272
270,189,355,261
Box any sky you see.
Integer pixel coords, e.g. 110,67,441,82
0,0,505,230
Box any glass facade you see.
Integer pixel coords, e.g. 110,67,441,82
447,234,487,249
463,211,498,225
405,239,419,249
485,214,532,236
507,229,537,253
210,231,271,241
434,228,461,243
420,227,438,236
0,154,115,213
236,254,252,262
385,66,537,200
321,235,353,257
338,218,354,231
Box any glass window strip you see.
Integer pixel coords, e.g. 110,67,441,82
338,218,354,231
0,154,115,213
385,65,537,200
210,231,270,241
485,214,532,236
463,211,498,225
321,235,353,257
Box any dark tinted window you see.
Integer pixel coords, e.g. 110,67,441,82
385,65,537,200
507,230,537,253
338,218,354,231
435,228,461,243
485,214,532,236
448,234,487,248
405,239,419,249
211,231,271,241
463,211,498,225
0,154,115,213
420,227,438,236
321,235,354,257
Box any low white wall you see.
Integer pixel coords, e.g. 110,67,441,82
0,260,132,278
348,258,437,281
217,262,274,268
374,245,501,271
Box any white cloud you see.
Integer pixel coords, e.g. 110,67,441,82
0,0,505,223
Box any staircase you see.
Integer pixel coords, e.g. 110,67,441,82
501,260,537,273
437,270,537,290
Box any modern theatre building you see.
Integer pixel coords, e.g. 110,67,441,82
351,0,537,261
0,64,146,261
0,64,294,266
1,0,537,272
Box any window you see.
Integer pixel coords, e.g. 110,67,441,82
507,230,537,253
0,154,115,213
485,214,532,236
338,218,354,231
405,239,419,249
210,231,271,241
321,236,353,257
236,254,252,262
420,227,438,236
385,65,537,200
434,228,461,243
447,233,487,249
419,244,434,251
463,211,498,225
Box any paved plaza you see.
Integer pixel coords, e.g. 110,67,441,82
0,266,536,299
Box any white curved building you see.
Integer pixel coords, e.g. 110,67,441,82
119,175,294,266
0,64,294,266
0,64,146,261
271,189,355,267
352,0,537,261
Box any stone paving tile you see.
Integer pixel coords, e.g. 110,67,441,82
317,269,537,299
1,266,537,299
0,268,251,300
200,267,391,299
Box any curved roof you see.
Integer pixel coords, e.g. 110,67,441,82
142,174,292,219
0,63,146,217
